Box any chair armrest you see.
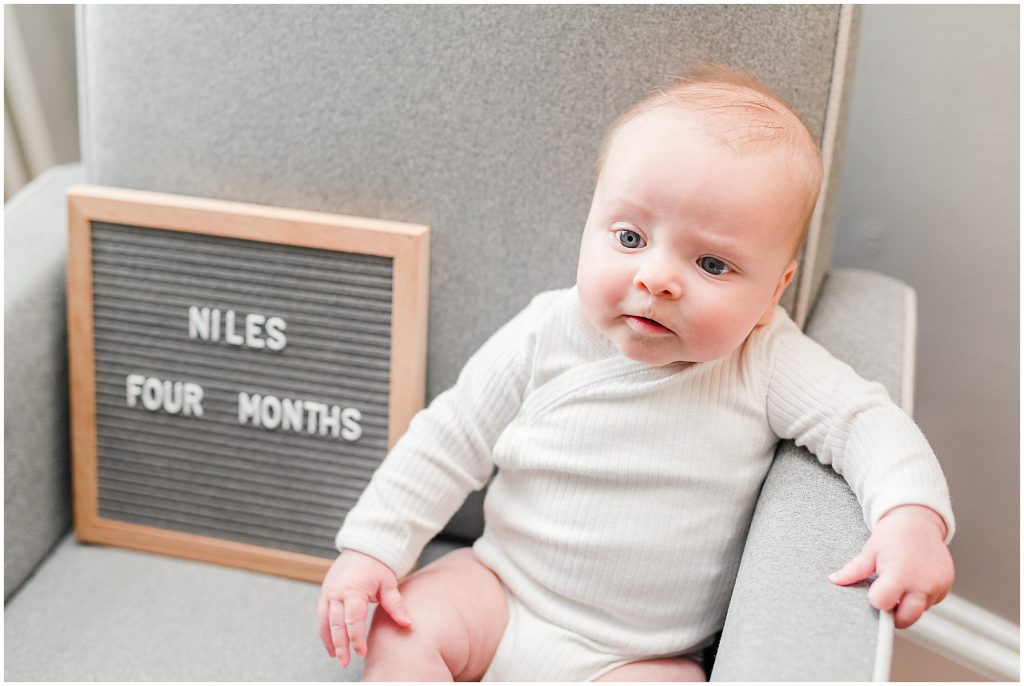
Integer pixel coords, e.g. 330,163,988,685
4,163,87,601
712,268,915,681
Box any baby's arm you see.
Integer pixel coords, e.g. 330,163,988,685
761,316,955,629
322,291,556,666
828,504,953,628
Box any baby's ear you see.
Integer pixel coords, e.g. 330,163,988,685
757,260,798,327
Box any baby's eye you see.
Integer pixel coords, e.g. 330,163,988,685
616,229,646,249
698,256,731,276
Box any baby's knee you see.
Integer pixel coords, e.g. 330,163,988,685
365,548,504,679
363,605,452,680
366,603,419,652
365,595,471,673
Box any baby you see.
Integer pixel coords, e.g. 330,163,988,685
317,63,955,682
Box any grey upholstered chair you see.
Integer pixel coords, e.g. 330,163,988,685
7,5,903,681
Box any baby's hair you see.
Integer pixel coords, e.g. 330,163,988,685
595,61,824,260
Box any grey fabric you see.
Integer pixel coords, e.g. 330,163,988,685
442,487,488,542
4,163,86,600
713,268,912,681
5,535,341,681
805,268,910,394
713,445,879,681
3,532,465,681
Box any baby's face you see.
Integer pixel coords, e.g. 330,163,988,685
577,107,806,366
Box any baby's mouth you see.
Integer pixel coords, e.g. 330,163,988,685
624,315,673,335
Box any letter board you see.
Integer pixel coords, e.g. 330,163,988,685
67,185,429,582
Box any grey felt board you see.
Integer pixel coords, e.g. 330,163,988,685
89,221,393,558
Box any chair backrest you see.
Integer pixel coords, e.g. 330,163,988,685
77,5,861,541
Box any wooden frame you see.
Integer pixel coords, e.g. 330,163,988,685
67,184,430,582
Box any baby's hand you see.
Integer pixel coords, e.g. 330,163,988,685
828,505,954,629
317,549,414,669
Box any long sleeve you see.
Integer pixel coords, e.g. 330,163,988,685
334,291,556,578
762,315,955,544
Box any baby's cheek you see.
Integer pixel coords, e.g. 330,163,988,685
692,310,749,360
578,263,619,314
596,278,622,309
576,277,607,327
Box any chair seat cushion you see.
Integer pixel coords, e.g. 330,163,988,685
4,532,465,681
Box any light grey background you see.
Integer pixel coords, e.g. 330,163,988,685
5,0,1019,632
833,4,1019,622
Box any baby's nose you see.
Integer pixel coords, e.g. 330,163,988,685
633,263,682,298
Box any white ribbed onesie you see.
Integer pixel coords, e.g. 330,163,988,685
336,285,955,681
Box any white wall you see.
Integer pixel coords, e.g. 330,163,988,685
834,5,1019,624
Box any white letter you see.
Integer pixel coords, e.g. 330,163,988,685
211,308,221,342
265,317,287,351
182,383,204,417
260,394,282,429
126,374,145,408
320,405,342,437
142,377,163,411
341,407,363,441
188,306,210,341
245,313,266,349
238,392,261,425
224,310,244,345
281,397,303,432
163,380,184,414
304,401,326,434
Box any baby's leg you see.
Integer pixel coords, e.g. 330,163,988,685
595,656,706,682
362,547,508,682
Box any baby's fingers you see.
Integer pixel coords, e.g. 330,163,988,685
894,591,928,629
829,551,876,586
317,594,335,657
867,575,904,612
344,593,371,659
328,599,352,668
379,578,414,627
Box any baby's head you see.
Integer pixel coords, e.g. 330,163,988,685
576,62,824,366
